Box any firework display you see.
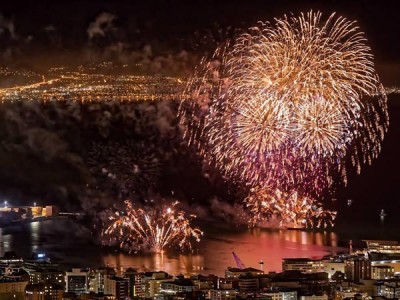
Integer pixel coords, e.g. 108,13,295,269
245,187,337,229
179,11,388,226
103,200,203,253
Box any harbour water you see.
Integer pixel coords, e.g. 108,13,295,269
0,218,345,276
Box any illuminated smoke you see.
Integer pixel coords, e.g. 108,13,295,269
87,140,162,198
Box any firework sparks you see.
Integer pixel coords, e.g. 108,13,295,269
102,200,203,253
245,187,337,229
179,11,388,197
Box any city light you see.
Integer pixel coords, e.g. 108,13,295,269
0,67,184,103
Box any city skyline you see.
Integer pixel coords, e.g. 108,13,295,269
0,0,400,299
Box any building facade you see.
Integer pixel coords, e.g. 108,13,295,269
104,276,129,300
25,283,63,300
282,259,324,273
65,268,88,295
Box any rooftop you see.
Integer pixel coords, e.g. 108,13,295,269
283,258,322,262
227,267,263,273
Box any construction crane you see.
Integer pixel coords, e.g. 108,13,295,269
232,252,246,269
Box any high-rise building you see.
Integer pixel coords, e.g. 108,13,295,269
122,267,137,298
65,268,88,295
142,271,171,298
103,276,129,300
345,258,371,283
88,267,116,294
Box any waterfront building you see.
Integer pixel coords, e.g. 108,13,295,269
65,268,88,295
103,276,129,300
365,240,400,273
282,258,324,273
364,240,400,254
44,206,59,217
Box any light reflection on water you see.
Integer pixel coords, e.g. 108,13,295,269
0,219,344,276
30,221,40,253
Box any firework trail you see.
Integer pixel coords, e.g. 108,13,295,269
102,200,203,253
385,87,400,95
179,11,388,198
87,140,162,198
245,187,336,229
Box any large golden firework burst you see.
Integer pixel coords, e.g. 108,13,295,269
179,11,388,198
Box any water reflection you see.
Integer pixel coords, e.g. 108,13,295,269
0,228,12,254
101,227,342,276
277,229,337,247
30,221,40,253
102,252,206,276
0,219,344,276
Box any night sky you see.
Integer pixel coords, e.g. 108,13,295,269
0,0,399,228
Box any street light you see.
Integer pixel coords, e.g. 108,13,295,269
34,202,36,207
4,200,8,208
